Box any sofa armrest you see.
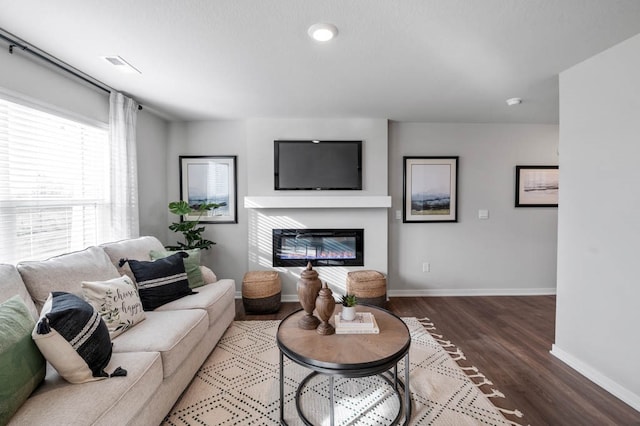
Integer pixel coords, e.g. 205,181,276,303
200,266,217,284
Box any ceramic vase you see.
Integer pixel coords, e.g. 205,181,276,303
341,306,357,321
296,262,322,330
315,282,336,335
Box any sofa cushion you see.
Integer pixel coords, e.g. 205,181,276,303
81,275,146,339
156,278,235,327
32,292,120,384
0,264,38,320
100,236,166,283
0,296,46,425
150,248,205,289
8,351,162,426
123,252,194,311
17,246,120,312
112,309,208,378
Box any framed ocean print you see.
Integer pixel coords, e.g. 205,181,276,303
403,156,458,223
179,155,238,223
515,165,559,207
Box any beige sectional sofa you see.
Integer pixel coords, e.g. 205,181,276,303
0,236,236,425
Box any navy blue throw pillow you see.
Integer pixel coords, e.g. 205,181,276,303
33,292,126,383
121,252,194,311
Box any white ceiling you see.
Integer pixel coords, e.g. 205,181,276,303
1,0,640,123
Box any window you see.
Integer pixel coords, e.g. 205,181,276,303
0,94,111,264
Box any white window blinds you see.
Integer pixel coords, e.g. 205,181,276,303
0,95,111,264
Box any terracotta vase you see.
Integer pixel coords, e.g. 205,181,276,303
297,262,322,330
315,282,336,335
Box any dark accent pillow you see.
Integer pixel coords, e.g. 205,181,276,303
32,292,126,384
149,249,205,289
121,252,194,311
0,296,46,424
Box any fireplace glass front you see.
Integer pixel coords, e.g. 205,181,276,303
272,229,364,267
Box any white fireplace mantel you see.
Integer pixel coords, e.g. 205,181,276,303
244,196,392,209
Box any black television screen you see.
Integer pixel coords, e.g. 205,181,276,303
274,140,362,190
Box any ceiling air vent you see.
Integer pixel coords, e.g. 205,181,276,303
101,55,141,74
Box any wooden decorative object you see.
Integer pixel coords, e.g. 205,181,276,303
296,262,322,330
315,282,335,335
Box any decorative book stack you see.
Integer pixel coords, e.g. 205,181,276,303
334,311,380,334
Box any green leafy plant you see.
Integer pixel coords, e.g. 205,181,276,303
166,200,226,250
340,294,357,307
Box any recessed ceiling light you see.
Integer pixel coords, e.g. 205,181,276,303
101,55,141,74
308,23,338,42
506,97,522,106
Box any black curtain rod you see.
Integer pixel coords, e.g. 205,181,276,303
0,29,142,111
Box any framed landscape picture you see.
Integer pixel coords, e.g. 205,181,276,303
179,156,237,223
403,156,458,223
515,165,559,207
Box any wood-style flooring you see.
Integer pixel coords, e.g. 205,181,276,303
235,296,640,425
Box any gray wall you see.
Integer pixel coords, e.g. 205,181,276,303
167,119,559,297
0,46,107,123
137,111,169,240
167,118,390,295
554,33,640,410
388,122,559,295
166,121,248,287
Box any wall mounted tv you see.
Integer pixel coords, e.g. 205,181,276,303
274,140,362,190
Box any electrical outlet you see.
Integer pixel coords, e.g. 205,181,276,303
395,210,402,220
422,262,430,272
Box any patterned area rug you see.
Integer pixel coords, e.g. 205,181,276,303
164,318,520,425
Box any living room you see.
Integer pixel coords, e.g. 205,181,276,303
1,2,640,425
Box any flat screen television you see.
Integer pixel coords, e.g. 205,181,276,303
274,140,362,190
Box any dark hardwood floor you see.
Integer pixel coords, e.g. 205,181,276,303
235,296,640,425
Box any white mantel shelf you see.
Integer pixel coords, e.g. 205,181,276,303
244,196,392,209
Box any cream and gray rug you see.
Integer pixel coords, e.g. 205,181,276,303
163,318,521,425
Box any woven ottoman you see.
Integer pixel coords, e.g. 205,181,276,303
346,270,387,307
242,271,281,314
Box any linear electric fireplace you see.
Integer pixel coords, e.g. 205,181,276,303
273,229,364,267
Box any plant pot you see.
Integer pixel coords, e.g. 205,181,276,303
341,306,356,321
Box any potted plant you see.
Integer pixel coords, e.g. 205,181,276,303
165,200,226,250
340,293,357,321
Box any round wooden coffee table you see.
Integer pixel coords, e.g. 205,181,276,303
277,305,411,425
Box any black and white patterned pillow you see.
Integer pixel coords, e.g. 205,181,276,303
32,292,126,383
120,252,194,311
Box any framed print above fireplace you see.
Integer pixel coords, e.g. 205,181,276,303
179,155,237,223
515,165,559,207
403,156,458,223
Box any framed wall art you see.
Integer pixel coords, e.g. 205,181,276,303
515,165,559,207
179,155,238,223
403,156,458,223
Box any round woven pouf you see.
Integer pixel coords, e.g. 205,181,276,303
242,271,281,314
346,270,387,307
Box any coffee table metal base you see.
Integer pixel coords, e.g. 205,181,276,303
279,351,411,426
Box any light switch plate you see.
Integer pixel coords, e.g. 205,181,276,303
478,209,489,220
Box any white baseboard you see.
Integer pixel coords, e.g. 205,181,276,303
236,289,556,301
551,344,640,412
387,288,557,297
